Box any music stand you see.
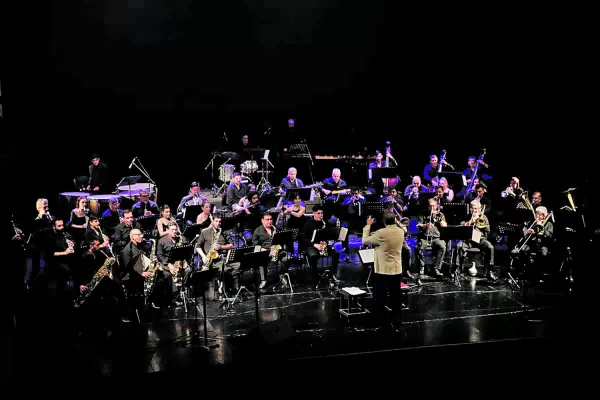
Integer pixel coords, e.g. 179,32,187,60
285,187,314,202
371,167,398,192
312,227,342,290
271,229,298,293
183,205,203,224
218,246,256,309
183,223,204,242
440,226,473,288
358,248,375,285
240,250,270,329
170,244,195,311
116,175,141,195
185,268,220,352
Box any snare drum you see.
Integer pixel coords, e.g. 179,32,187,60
88,194,118,215
219,164,235,182
241,160,258,174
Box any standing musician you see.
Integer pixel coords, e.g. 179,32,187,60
156,223,184,305
343,188,366,232
368,150,389,196
279,167,305,195
87,153,109,193
252,213,290,289
510,206,554,270
403,176,429,215
120,229,153,321
415,198,447,277
196,215,237,296
177,181,207,217
423,154,442,187
131,190,160,219
69,196,90,245
301,205,340,282
45,219,76,293
113,210,143,255
320,168,350,221
196,201,214,229
457,200,497,281
462,155,492,186
361,211,405,328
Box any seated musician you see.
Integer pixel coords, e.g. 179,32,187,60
320,168,349,221
226,172,248,208
438,177,454,202
456,200,497,281
114,210,142,255
196,201,214,229
84,216,111,255
100,197,123,239
156,223,184,304
157,205,181,238
300,205,340,282
415,198,447,277
463,183,492,213
531,191,544,208
279,167,304,195
403,176,429,216
251,213,290,289
131,190,160,219
380,188,403,213
177,181,207,219
510,206,554,271
120,229,153,321
69,196,90,245
196,215,237,295
241,191,264,242
86,153,109,193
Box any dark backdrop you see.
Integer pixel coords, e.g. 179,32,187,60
2,1,596,228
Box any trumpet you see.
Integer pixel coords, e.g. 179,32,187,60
501,186,515,198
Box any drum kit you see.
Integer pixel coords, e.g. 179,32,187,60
207,150,271,197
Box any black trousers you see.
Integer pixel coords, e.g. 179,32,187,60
373,273,402,323
306,245,340,280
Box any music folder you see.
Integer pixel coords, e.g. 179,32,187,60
358,248,375,264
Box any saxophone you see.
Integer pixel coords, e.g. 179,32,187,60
74,256,115,308
171,235,185,284
319,241,328,256
144,239,161,298
270,245,282,262
203,229,221,269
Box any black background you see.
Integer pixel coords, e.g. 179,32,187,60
2,1,596,228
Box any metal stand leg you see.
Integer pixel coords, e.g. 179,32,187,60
273,272,293,293
366,266,373,286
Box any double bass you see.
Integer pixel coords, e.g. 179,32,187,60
382,141,399,191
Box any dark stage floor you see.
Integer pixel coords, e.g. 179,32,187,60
6,240,580,387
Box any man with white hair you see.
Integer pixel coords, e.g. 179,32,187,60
511,206,554,269
456,200,497,281
279,167,305,195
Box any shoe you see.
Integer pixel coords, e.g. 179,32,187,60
259,280,266,289
487,269,498,281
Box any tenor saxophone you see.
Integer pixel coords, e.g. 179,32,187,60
203,229,221,269
270,245,282,262
172,234,184,284
319,241,328,256
144,239,161,298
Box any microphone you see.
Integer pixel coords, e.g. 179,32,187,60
128,157,137,169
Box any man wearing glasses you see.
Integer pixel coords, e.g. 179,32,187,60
300,205,340,282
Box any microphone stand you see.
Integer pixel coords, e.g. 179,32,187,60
204,153,219,180
131,157,157,201
302,139,316,184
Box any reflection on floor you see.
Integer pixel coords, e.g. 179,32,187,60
12,234,579,386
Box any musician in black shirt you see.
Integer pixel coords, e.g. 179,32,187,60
251,213,290,289
456,200,496,281
131,190,160,219
114,210,142,255
320,168,349,221
510,206,554,271
120,229,153,319
279,167,305,195
100,197,123,239
301,205,340,281
87,153,109,193
226,173,248,207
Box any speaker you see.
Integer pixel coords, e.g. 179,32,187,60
249,318,296,345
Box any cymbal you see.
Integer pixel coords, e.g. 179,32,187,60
221,151,240,159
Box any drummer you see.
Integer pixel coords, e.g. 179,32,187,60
86,153,110,193
279,167,305,195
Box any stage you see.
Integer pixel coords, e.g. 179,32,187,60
8,247,579,385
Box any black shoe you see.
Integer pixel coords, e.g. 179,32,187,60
487,269,498,281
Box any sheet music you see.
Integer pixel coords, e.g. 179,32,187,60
342,287,366,296
253,245,262,252
338,227,348,241
462,175,467,186
471,229,481,243
142,255,152,269
358,248,374,263
311,230,317,242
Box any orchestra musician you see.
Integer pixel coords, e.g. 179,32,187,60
113,210,143,255
84,216,111,255
456,200,497,281
343,188,366,232
510,206,554,271
423,154,441,187
131,190,160,219
403,176,429,215
252,213,290,289
177,182,207,219
241,191,264,242
44,219,76,294
320,168,350,220
437,177,454,202
463,183,492,213
87,153,109,193
120,229,154,321
415,198,447,277
156,205,181,238
69,196,90,245
462,155,492,186
279,167,305,195
368,150,389,196
100,197,123,239
156,223,186,305
301,205,340,282
361,212,405,328
226,172,248,207
196,201,214,229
